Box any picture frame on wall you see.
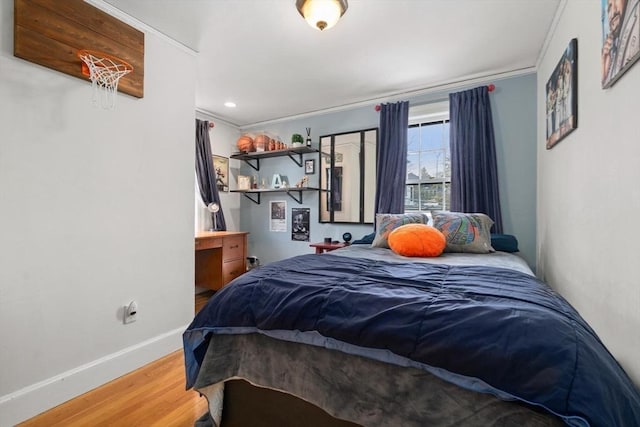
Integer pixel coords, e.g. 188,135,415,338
291,207,310,242
269,200,287,232
304,159,315,174
546,38,578,150
212,155,229,192
601,0,640,88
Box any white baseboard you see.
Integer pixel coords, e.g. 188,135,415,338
0,326,188,427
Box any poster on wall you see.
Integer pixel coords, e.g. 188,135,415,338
601,0,640,88
291,207,310,242
545,38,578,150
270,201,287,232
212,155,229,192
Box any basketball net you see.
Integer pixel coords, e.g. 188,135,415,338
77,50,133,110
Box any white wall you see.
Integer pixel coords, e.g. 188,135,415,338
0,2,197,424
537,0,640,385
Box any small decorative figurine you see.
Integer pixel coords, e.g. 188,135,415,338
271,174,282,189
305,127,312,147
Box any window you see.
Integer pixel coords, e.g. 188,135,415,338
406,103,450,213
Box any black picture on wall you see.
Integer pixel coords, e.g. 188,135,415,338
291,208,310,242
546,38,578,150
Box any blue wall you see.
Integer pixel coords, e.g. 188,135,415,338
240,73,537,268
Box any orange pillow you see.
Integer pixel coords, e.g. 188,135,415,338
388,224,446,257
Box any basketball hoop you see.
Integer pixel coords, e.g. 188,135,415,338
77,49,133,110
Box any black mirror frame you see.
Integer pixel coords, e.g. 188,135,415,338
319,127,378,224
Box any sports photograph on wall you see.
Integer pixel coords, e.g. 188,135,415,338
545,38,578,150
212,155,229,192
601,0,640,88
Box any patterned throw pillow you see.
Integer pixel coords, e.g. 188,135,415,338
371,213,429,248
432,212,495,253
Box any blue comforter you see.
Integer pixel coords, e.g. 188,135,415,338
183,254,640,427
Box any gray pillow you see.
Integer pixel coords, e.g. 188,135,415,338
432,212,495,253
371,213,429,248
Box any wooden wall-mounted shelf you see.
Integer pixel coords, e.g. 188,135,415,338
230,146,319,171
230,187,325,205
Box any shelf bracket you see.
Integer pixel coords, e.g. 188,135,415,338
286,152,303,167
286,190,303,204
242,193,261,205
242,159,260,171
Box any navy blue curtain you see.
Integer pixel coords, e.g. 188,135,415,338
375,101,409,215
195,119,227,231
449,86,503,233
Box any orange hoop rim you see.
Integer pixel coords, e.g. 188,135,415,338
77,49,134,77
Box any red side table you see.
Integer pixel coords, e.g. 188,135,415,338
309,242,347,254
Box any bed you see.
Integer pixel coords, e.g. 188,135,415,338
184,241,640,427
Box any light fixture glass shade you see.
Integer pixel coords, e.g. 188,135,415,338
296,0,348,31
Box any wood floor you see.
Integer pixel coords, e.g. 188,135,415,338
18,291,217,427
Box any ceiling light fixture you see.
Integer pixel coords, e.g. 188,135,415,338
224,101,236,108
296,0,348,31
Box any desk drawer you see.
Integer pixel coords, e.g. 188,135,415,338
195,237,222,251
223,236,244,261
223,258,245,284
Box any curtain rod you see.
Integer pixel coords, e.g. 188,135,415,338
374,84,495,112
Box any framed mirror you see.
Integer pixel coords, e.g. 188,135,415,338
319,128,378,224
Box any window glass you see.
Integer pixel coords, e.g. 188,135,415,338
405,111,450,213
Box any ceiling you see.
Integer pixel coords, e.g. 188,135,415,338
101,0,561,128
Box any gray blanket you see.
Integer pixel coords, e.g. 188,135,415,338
195,333,563,427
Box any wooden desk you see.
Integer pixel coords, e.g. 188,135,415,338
309,242,347,254
195,231,249,291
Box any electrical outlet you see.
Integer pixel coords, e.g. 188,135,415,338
123,300,138,324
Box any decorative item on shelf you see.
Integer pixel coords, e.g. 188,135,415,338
253,174,259,189
305,127,312,147
342,232,352,245
271,174,283,189
291,133,304,147
237,134,254,152
295,175,309,188
238,175,251,190
254,134,270,152
207,202,220,231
